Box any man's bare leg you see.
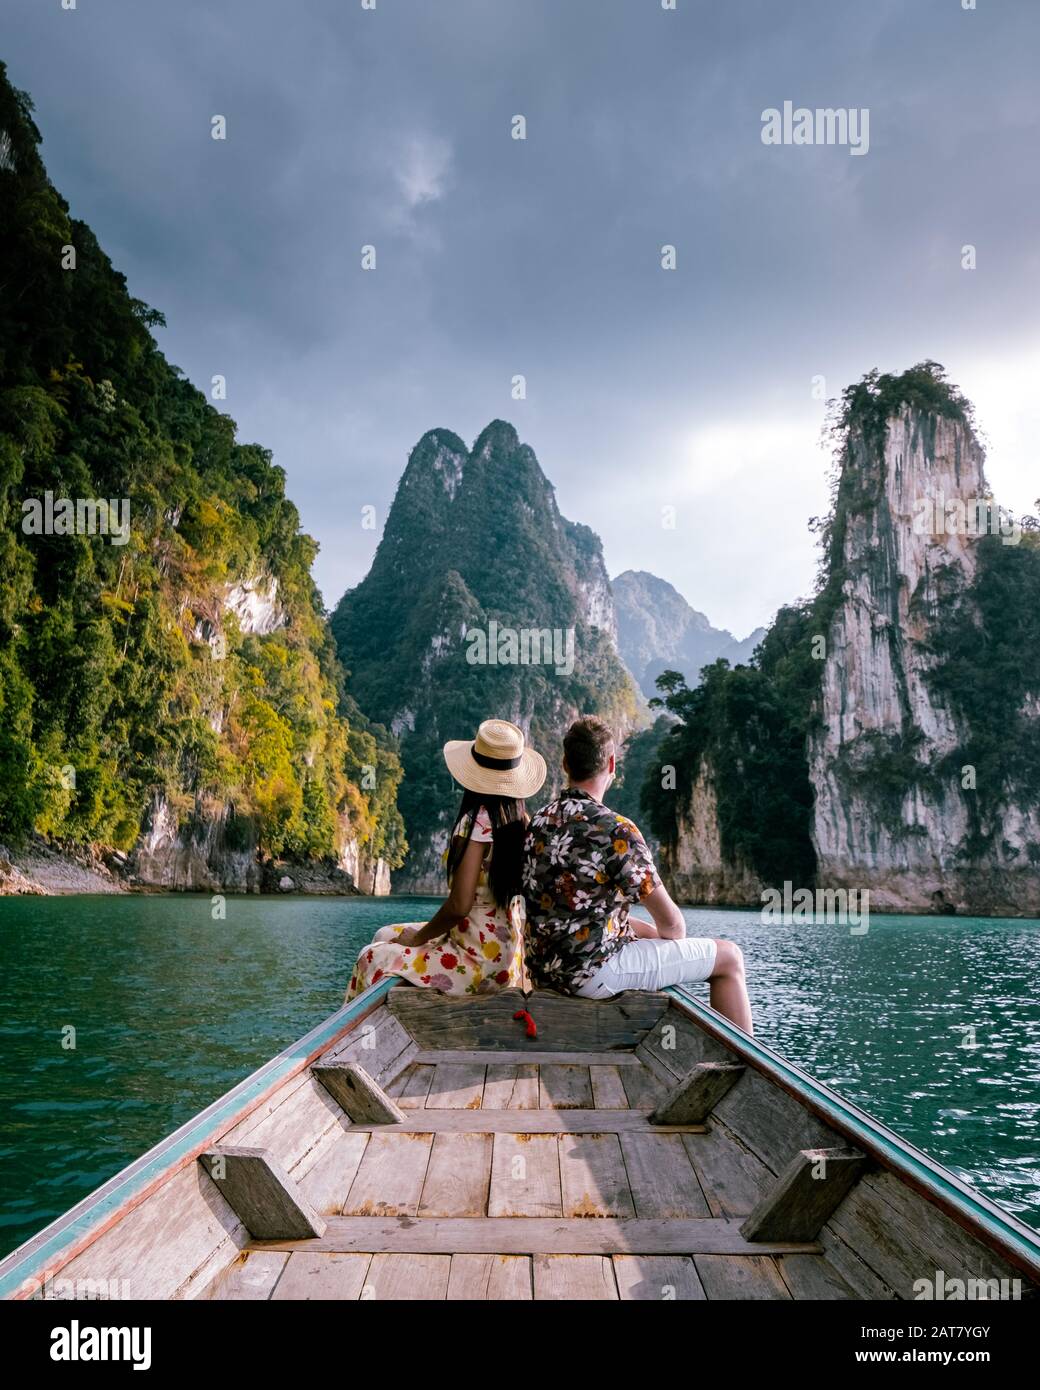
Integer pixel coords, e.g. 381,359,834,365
708,939,753,1036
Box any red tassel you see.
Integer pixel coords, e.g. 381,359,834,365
513,1009,538,1039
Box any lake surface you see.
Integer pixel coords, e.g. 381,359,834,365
0,894,1038,1259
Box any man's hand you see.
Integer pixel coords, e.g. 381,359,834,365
629,913,660,939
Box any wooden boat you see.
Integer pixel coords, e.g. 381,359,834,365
3,980,1038,1302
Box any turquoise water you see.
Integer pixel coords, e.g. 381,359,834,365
0,895,1038,1259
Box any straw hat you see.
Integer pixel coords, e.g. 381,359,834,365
443,719,547,799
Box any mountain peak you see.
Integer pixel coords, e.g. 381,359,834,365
612,569,760,698
472,419,520,459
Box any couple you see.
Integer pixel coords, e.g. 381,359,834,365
346,716,753,1033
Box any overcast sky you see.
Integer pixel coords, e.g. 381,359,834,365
6,0,1039,636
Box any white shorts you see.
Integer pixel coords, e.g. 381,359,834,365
573,936,718,999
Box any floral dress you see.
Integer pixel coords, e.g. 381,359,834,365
345,807,525,1001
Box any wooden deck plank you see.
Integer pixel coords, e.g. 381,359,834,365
507,1064,540,1110
488,1134,562,1217
482,1065,520,1109
293,1130,370,1215
776,1253,858,1301
613,1255,707,1301
447,1254,533,1300
205,1250,288,1300
682,1124,772,1217
365,1253,451,1300
348,1110,705,1134
251,1217,823,1256
270,1251,373,1300
590,1066,629,1110
619,1062,667,1110
533,1254,618,1300
426,1063,487,1110
619,1133,711,1218
415,1050,642,1067
559,1134,636,1218
694,1253,792,1301
418,1133,493,1218
342,1132,433,1217
396,1064,435,1111
539,1065,594,1110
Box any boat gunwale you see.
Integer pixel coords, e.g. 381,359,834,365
0,977,398,1301
666,986,1040,1284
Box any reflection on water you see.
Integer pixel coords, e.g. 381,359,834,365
0,894,1037,1258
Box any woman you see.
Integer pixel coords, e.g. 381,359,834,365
345,719,546,1000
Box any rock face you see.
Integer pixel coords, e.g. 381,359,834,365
127,794,392,895
332,421,640,892
661,761,766,905
0,839,124,895
808,403,1040,914
613,569,764,699
131,794,263,893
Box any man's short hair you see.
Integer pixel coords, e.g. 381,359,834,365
563,715,615,782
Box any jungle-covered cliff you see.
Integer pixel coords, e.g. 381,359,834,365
331,421,640,891
0,66,404,893
644,364,1040,914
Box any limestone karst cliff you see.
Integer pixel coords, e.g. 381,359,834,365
646,365,1040,915
332,421,640,891
808,380,1040,913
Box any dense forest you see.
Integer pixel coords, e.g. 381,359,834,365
0,66,405,874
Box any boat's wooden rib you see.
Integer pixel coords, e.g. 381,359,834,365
2,979,1038,1301
248,1216,824,1257
311,1063,405,1125
650,1061,746,1124
199,1147,327,1241
345,1110,706,1133
740,1147,869,1242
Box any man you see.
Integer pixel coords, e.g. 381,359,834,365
523,715,753,1033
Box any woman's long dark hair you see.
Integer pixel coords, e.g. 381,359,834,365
445,790,529,909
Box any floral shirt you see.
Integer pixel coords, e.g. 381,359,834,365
522,789,662,993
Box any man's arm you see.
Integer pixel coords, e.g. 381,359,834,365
641,882,687,940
